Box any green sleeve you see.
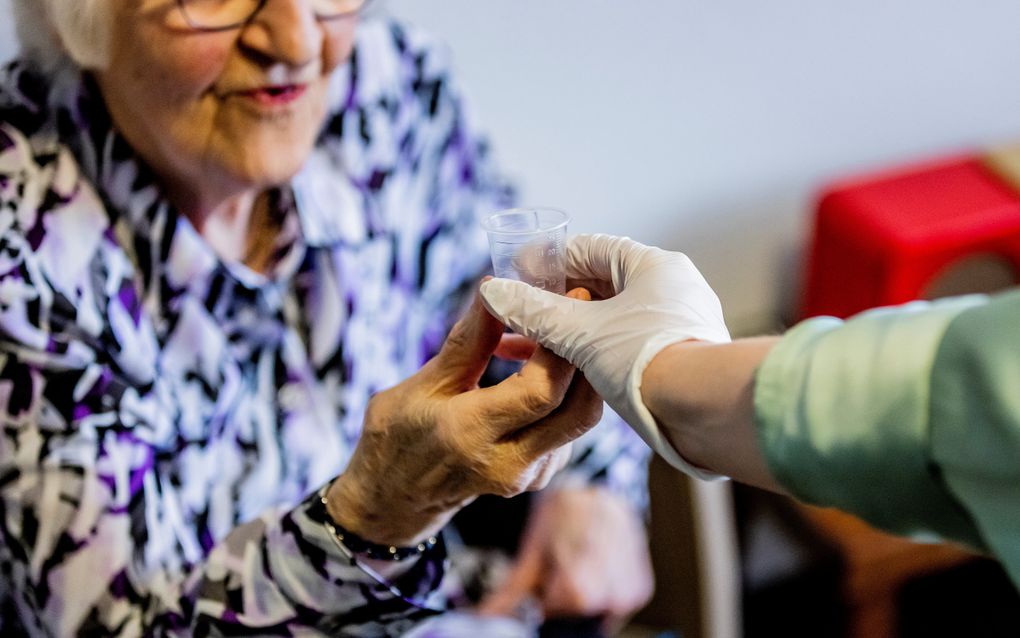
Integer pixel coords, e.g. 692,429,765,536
928,290,1020,585
753,294,991,550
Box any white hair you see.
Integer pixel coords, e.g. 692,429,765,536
12,0,111,71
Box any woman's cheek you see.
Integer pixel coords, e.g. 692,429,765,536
153,40,233,97
323,23,357,71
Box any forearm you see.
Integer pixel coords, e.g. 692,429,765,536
640,337,785,492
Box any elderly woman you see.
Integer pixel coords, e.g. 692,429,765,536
0,0,653,635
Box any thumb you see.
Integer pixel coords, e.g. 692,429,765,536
428,287,506,389
479,279,584,363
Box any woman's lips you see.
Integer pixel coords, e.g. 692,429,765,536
238,84,308,106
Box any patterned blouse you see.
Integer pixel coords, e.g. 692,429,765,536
0,18,649,637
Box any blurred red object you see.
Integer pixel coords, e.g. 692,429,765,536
801,154,1020,319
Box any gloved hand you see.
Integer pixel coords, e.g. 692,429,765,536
480,234,731,478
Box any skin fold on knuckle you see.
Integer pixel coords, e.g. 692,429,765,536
515,372,567,419
443,309,494,358
472,391,540,435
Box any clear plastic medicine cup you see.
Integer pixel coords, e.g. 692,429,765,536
481,208,570,294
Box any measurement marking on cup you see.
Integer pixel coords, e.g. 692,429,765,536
483,207,569,295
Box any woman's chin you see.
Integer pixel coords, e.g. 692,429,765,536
207,118,321,190
222,151,310,191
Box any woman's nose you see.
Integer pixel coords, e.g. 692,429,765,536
242,0,321,67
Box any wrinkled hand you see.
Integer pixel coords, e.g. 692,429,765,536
479,487,654,634
480,234,730,478
327,286,603,547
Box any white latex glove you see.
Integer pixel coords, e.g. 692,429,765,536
480,234,731,479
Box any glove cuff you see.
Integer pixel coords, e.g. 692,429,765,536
625,333,728,481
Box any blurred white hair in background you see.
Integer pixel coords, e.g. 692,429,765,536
11,0,110,71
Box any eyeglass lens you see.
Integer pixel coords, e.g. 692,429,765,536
180,0,367,30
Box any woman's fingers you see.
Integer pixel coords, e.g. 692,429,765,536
428,286,507,389
465,284,595,432
512,373,603,462
478,286,600,453
466,342,577,434
530,488,654,626
565,277,615,300
494,333,537,361
477,534,545,618
566,286,593,302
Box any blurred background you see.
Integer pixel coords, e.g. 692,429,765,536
3,1,1020,636
381,0,1020,334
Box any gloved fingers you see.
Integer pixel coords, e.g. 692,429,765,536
564,234,650,294
493,286,591,360
479,279,586,360
494,333,538,361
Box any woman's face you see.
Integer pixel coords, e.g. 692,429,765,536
95,0,356,210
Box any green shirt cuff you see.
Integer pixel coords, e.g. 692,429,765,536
754,297,986,547
929,289,1020,584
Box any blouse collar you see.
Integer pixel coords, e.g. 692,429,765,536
0,60,352,347
2,57,371,339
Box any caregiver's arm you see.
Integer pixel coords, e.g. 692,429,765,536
641,295,1004,555
650,288,1020,586
640,337,783,493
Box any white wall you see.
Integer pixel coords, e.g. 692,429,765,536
5,1,1020,331
386,0,1020,332
0,0,15,61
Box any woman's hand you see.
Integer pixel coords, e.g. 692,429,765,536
325,287,604,547
478,486,654,634
479,234,731,478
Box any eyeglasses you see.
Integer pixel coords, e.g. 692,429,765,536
177,0,371,32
